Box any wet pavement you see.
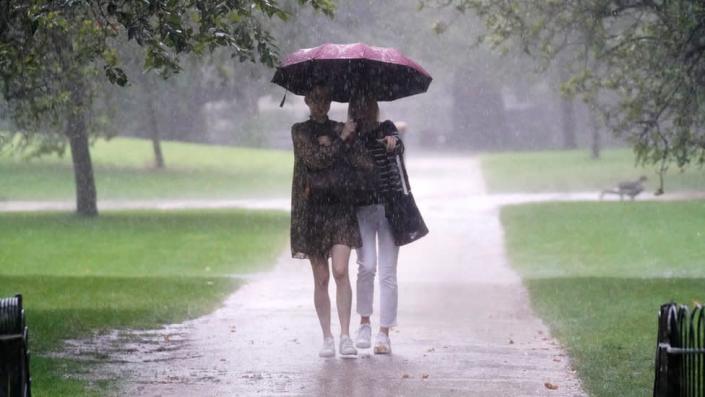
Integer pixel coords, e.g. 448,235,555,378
3,191,704,214
45,155,592,396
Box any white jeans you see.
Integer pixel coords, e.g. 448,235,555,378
355,204,400,328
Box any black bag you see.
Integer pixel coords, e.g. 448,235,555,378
383,191,428,246
307,158,372,204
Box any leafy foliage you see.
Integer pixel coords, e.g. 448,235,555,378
0,0,334,149
431,0,705,192
0,0,333,214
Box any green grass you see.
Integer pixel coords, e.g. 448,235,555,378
0,137,293,200
0,209,290,396
480,148,705,193
501,202,705,397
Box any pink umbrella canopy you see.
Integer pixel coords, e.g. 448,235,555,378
272,43,432,102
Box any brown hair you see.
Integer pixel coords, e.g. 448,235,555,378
304,84,331,104
348,95,379,123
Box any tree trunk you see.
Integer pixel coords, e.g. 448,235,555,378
145,84,165,168
558,58,578,150
52,32,97,216
560,96,577,150
0,0,9,36
589,109,601,159
66,83,98,216
150,123,165,169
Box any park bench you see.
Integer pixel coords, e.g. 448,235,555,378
0,294,31,397
654,302,704,397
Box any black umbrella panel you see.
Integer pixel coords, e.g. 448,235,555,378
272,58,432,103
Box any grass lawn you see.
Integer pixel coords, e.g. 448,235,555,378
0,209,290,396
500,202,705,397
480,148,705,193
0,137,293,200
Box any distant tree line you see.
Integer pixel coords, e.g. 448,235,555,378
429,0,705,192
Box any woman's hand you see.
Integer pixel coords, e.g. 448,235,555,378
318,135,332,146
382,136,398,152
340,120,357,141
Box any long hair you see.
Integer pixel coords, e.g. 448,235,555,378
348,95,379,126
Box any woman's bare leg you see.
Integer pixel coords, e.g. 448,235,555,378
310,256,332,338
330,244,352,336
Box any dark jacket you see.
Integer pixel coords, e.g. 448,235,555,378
359,121,429,246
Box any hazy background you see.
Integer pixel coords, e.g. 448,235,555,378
72,0,618,154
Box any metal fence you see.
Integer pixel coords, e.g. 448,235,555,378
0,294,31,397
654,303,705,397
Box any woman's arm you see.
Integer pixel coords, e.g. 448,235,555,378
292,123,344,171
380,120,404,155
346,139,375,172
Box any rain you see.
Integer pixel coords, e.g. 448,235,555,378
1,1,704,396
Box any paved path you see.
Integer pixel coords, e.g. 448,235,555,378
3,191,704,213
54,155,588,396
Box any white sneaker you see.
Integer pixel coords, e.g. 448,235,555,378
373,333,391,354
339,335,358,356
355,324,372,348
319,336,335,358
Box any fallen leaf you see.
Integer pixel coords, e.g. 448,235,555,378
402,374,411,379
544,382,559,390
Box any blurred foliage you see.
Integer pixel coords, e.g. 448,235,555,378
429,0,705,192
269,0,551,150
104,45,270,147
0,0,333,214
0,0,335,153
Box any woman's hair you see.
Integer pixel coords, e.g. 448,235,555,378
305,84,330,103
348,95,379,122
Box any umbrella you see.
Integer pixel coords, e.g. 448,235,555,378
271,42,432,103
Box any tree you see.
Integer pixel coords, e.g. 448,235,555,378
0,0,334,215
428,0,705,192
114,49,269,147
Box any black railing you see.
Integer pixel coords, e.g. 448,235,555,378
654,303,705,397
0,294,31,397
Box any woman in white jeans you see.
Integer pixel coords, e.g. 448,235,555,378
347,95,403,354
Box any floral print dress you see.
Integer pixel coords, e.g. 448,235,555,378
290,117,371,259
